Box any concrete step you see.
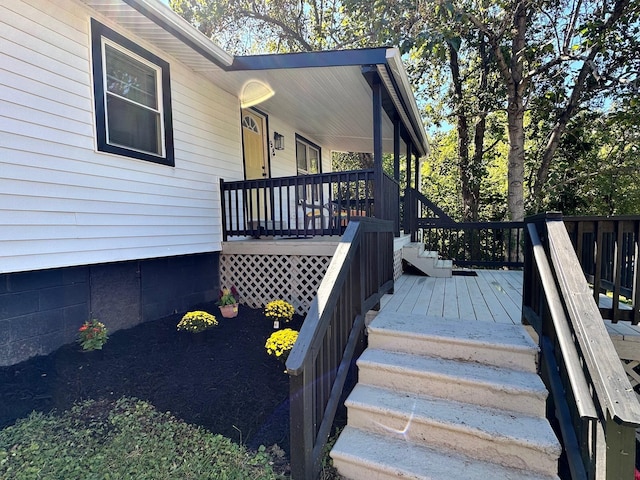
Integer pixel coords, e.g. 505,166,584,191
434,258,453,269
367,312,539,373
402,243,452,278
357,348,548,417
345,384,561,476
331,426,560,480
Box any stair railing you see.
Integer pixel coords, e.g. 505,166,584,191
286,217,394,480
405,188,525,268
563,215,640,324
523,212,640,479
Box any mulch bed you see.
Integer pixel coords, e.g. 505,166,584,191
0,304,303,456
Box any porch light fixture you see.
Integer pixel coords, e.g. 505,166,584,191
273,132,285,150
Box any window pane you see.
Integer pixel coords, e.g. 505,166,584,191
105,45,157,109
296,140,307,173
107,94,161,155
309,147,319,174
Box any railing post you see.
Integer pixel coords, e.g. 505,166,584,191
220,178,228,241
522,215,535,329
372,74,384,220
634,220,640,325
289,361,315,479
605,413,636,480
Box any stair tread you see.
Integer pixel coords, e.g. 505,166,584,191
434,259,452,267
347,384,560,451
331,426,559,480
403,242,424,250
358,348,546,395
369,312,537,353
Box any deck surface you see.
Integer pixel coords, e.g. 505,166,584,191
381,271,524,324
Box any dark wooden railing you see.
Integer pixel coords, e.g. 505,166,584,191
405,188,525,268
403,186,456,235
523,213,640,479
220,170,400,239
380,173,401,235
285,218,394,480
563,215,640,324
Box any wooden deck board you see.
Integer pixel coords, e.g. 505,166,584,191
383,271,523,324
454,276,475,320
473,272,518,324
410,277,435,315
425,277,446,317
442,277,460,318
480,270,522,309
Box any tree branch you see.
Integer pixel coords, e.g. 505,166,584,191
532,0,632,200
240,8,315,51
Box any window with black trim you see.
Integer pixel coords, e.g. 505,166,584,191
91,19,174,166
296,135,321,201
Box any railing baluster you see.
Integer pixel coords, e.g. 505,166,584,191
634,221,640,325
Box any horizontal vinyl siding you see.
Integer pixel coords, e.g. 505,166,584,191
0,0,243,274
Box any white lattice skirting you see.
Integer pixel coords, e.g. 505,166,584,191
622,359,640,392
393,248,403,281
221,243,405,315
220,254,332,314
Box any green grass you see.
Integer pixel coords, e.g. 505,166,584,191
0,397,283,480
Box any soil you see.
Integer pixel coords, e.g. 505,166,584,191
0,304,303,459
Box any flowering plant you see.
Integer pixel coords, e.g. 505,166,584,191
217,286,239,306
264,300,295,328
177,310,218,333
77,319,108,351
265,328,299,362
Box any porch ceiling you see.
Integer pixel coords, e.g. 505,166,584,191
209,66,399,155
82,0,429,157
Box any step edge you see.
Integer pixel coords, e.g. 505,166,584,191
358,350,548,396
331,426,560,480
345,391,560,451
368,326,538,354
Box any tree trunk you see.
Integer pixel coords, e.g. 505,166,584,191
449,43,475,222
469,33,490,222
505,3,528,222
506,100,526,221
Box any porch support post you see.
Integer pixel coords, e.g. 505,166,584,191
393,117,401,182
372,74,384,219
414,150,419,193
393,117,402,236
406,143,413,190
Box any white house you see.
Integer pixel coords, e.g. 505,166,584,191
0,0,429,365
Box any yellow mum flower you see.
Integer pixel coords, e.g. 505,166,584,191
177,310,218,333
265,328,299,362
264,300,295,323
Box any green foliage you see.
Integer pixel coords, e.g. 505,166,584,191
217,286,239,306
177,310,218,333
170,0,350,53
0,397,280,480
422,127,509,221
534,108,640,215
77,320,108,351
